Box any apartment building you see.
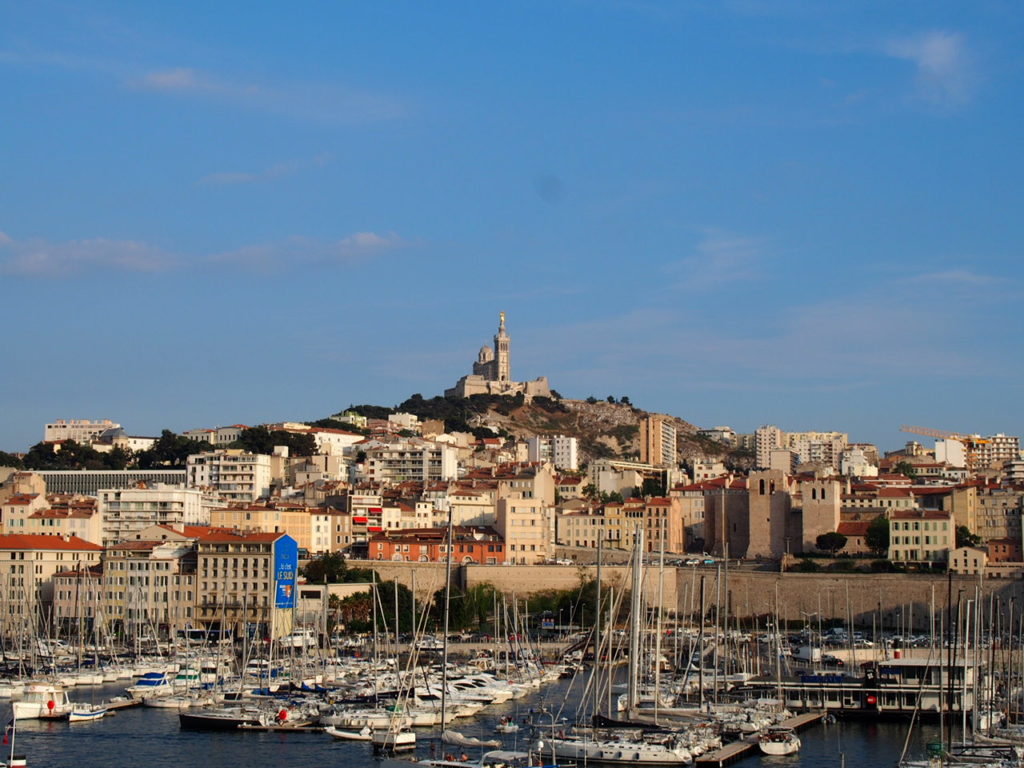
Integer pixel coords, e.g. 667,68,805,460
360,439,458,483
44,419,120,443
887,509,952,564
0,534,103,634
640,416,678,468
643,497,685,554
756,425,848,470
209,503,318,552
186,450,272,503
52,566,103,635
0,493,47,534
496,496,551,564
98,483,212,546
102,539,197,638
195,531,298,640
526,435,579,471
183,425,249,446
369,526,505,564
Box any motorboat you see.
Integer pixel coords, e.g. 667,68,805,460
12,683,73,720
68,703,109,723
325,725,372,741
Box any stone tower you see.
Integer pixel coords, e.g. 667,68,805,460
494,311,511,382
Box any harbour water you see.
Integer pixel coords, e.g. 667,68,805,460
6,680,945,768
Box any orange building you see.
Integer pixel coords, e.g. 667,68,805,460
370,526,505,564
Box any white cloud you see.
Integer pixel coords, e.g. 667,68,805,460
0,233,174,277
138,67,209,91
131,66,403,123
908,269,996,286
211,232,409,271
668,230,766,289
884,30,974,106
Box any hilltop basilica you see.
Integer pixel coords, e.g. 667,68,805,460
445,313,552,400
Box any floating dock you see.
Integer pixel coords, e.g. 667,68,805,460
696,712,824,767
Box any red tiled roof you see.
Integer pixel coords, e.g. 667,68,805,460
4,494,40,505
0,534,102,551
837,522,871,536
198,531,285,543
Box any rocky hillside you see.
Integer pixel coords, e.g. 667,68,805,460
468,397,699,463
341,392,742,466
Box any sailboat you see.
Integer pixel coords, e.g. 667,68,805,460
534,528,695,766
758,726,801,756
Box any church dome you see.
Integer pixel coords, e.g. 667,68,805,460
477,345,494,363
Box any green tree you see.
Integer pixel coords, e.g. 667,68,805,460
865,515,890,555
893,460,918,480
0,451,24,469
641,477,664,497
815,531,848,554
23,440,109,470
302,552,349,583
231,426,317,457
136,430,215,468
956,525,982,548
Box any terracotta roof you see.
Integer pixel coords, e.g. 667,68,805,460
878,487,913,497
0,534,102,551
198,531,286,543
107,540,162,552
4,494,40,505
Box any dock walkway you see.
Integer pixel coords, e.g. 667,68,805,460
696,712,824,767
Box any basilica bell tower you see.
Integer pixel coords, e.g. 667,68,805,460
494,311,511,383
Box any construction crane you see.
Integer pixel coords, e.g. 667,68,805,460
899,425,989,469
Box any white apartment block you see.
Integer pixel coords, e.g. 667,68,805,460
786,431,848,470
692,458,727,482
44,419,120,443
186,450,272,503
755,425,848,470
979,434,1020,468
359,440,458,483
98,484,212,546
526,435,579,471
755,425,784,468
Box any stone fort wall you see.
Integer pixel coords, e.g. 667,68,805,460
346,560,1022,629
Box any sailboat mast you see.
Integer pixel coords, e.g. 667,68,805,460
440,504,454,729
626,524,643,716
593,534,602,717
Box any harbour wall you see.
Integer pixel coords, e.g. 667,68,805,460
347,560,1024,629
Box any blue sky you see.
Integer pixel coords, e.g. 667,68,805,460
2,1,1022,453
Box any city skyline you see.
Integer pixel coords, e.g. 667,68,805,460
2,2,1022,452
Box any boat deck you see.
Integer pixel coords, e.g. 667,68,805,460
236,722,321,732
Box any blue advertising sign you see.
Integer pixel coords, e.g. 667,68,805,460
274,535,298,609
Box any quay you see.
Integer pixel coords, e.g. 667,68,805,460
696,712,824,767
